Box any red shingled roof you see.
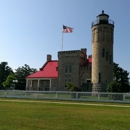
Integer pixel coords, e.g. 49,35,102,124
26,60,58,78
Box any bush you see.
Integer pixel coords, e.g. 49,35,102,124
66,82,81,92
66,82,81,99
106,81,130,93
106,82,121,92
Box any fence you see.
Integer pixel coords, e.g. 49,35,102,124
0,90,130,103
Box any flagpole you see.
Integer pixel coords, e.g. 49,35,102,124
62,30,64,51
62,24,73,51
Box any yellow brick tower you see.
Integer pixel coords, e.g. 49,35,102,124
91,10,114,92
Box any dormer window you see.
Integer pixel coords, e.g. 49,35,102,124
56,67,58,71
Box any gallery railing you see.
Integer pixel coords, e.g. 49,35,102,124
91,19,114,27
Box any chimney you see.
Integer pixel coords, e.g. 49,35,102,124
81,48,87,59
47,54,52,62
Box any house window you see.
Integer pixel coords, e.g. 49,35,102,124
102,49,105,57
106,52,108,61
69,65,72,73
65,65,68,73
43,81,46,87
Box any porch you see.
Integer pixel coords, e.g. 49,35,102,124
26,79,51,91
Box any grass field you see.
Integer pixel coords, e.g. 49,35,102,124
0,99,130,130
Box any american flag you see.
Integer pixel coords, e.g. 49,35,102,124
63,25,74,33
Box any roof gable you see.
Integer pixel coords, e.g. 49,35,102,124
26,60,58,79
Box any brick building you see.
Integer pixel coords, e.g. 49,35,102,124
26,49,92,91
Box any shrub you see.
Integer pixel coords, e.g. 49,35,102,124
66,82,81,92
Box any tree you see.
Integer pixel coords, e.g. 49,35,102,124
0,62,13,89
113,63,129,84
2,74,16,89
106,63,130,93
15,64,37,90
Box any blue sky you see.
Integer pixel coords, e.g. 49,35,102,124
0,0,130,73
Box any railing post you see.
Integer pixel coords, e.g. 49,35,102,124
21,91,22,98
56,91,58,98
123,93,125,101
76,92,78,99
13,90,15,97
37,92,39,99
5,90,6,97
98,92,100,100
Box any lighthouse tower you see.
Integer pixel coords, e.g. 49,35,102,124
91,10,114,92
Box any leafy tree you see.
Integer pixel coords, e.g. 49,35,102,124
2,74,16,89
0,62,13,89
15,64,37,90
113,63,129,84
106,63,130,93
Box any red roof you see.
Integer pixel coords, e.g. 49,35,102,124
88,57,92,63
26,60,58,78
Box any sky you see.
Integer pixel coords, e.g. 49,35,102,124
0,0,130,73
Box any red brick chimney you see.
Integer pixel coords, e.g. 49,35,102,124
47,54,52,62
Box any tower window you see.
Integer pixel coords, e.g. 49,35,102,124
97,33,99,42
102,49,105,57
98,72,101,83
106,52,108,61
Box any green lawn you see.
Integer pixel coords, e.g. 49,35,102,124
0,99,130,130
